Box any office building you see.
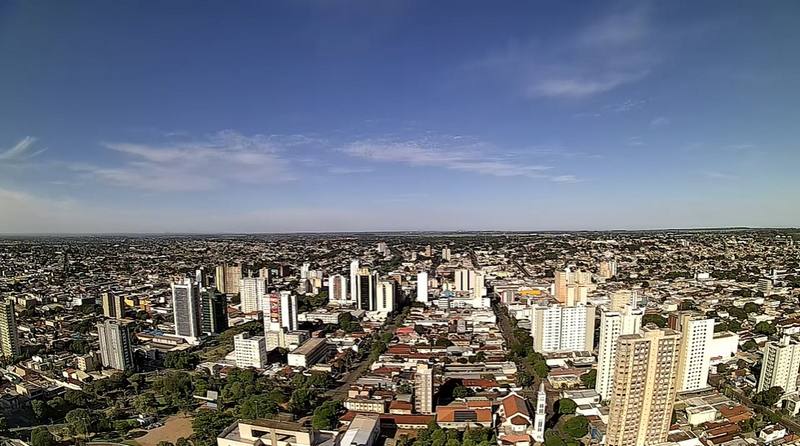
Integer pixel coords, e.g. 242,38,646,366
415,363,434,414
101,292,125,319
239,277,266,314
300,262,311,280
606,327,681,446
355,268,377,311
201,287,228,334
328,274,348,304
97,319,134,371
172,278,201,342
416,271,428,304
596,306,643,400
234,333,268,369
287,337,330,368
215,264,242,295
531,303,595,353
670,312,714,392
757,336,800,393
258,266,272,284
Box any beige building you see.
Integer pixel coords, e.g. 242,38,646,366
0,299,20,359
606,327,681,446
215,264,242,295
217,419,332,446
757,336,800,394
415,363,434,414
670,312,714,392
101,292,125,319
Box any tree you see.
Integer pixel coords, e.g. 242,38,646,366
134,392,159,415
753,386,784,406
544,431,566,446
29,426,56,446
64,389,92,408
31,399,49,421
556,398,577,415
642,314,667,328
743,302,760,314
176,438,193,446
726,306,748,320
192,410,235,446
533,360,549,379
517,370,533,387
580,369,597,388
312,400,342,429
164,351,199,370
288,388,313,415
743,339,759,352
157,442,175,446
452,385,475,399
65,408,93,438
754,321,776,336
239,395,279,419
562,416,589,438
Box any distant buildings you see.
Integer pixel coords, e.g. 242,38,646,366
531,303,595,353
757,335,800,393
97,319,134,371
416,271,428,304
553,267,591,305
172,278,201,343
596,306,643,400
606,327,681,446
234,332,268,369
598,258,618,279
0,298,19,359
414,363,434,414
101,292,125,319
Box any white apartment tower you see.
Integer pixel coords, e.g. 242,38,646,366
97,319,134,371
596,306,643,400
415,363,434,414
376,280,396,313
758,336,800,394
234,333,268,369
671,312,714,392
531,304,595,353
416,271,428,304
328,274,349,304
454,269,476,292
239,277,267,314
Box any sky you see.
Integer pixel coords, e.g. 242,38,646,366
1,0,799,233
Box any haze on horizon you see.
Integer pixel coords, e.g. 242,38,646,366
1,1,799,233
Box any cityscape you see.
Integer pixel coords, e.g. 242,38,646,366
2,1,800,446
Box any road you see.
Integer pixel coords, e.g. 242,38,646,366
492,300,538,399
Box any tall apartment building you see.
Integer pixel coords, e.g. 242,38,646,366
101,292,125,319
239,277,266,314
454,269,475,292
415,363,434,414
0,299,20,359
606,327,681,446
328,274,348,304
596,306,643,400
201,287,228,334
553,267,591,305
598,258,618,279
349,259,360,302
263,291,299,349
172,278,201,342
375,280,396,313
670,312,714,392
757,336,800,393
758,278,774,296
355,268,377,311
609,290,638,312
441,247,451,261
533,382,546,443
531,304,595,353
416,271,428,304
215,264,242,295
97,319,134,371
234,333,268,369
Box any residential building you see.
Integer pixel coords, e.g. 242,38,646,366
239,277,266,314
553,267,591,305
375,280,396,313
328,274,348,304
531,303,595,353
0,298,20,359
670,312,714,392
215,264,242,296
417,271,428,304
415,363,434,414
97,319,134,371
606,327,681,446
596,306,643,400
101,292,125,319
350,259,360,302
234,332,268,369
757,336,800,394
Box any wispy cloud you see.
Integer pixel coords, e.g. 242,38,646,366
0,136,46,162
327,166,374,175
74,130,296,191
474,7,657,99
650,116,670,127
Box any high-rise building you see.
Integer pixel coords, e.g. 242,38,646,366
758,278,774,296
553,267,591,305
172,278,201,342
416,272,428,304
201,288,228,334
101,292,125,319
670,312,714,392
258,266,272,284
350,259,360,302
533,382,546,443
355,268,377,311
473,271,486,299
280,291,298,332
415,363,434,414
300,262,311,280
596,306,643,400
263,291,298,333
97,319,134,371
239,277,266,314
215,264,242,295
0,299,20,359
757,336,800,393
376,280,396,313
598,258,618,279
441,247,451,261
531,303,595,353
328,274,349,304
606,327,681,446
609,290,638,312
234,333,268,369
454,269,476,292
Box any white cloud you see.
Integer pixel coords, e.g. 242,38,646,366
0,136,46,162
75,131,295,191
650,116,670,127
327,166,374,174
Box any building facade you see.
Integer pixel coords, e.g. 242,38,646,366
596,306,643,400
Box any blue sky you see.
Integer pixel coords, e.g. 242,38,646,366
1,1,799,232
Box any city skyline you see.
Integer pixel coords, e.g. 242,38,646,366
2,1,799,233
